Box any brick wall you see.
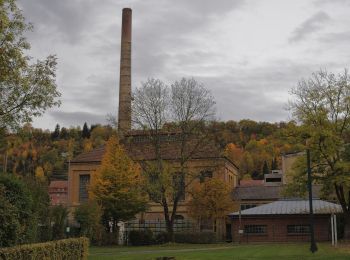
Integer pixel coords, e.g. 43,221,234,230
232,215,330,242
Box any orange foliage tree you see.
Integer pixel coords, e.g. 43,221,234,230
188,178,233,235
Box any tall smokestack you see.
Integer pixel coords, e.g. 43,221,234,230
118,8,132,134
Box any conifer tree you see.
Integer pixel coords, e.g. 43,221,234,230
262,160,269,175
82,122,90,139
51,124,60,140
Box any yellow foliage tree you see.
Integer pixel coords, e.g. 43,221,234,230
35,166,46,182
89,136,147,233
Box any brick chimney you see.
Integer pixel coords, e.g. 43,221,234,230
118,8,132,135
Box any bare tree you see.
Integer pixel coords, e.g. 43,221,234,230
132,77,216,239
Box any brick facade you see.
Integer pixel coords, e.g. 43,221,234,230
232,215,331,243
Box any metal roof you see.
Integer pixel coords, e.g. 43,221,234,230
229,199,342,216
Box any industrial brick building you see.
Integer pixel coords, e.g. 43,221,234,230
229,199,342,243
67,8,239,239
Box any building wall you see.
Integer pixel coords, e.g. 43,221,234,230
68,162,99,207
68,156,238,239
232,215,331,242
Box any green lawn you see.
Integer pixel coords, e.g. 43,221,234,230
89,243,350,260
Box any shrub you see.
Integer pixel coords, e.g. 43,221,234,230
128,230,154,246
155,231,171,244
0,237,89,260
50,205,69,240
0,174,33,247
74,201,103,245
174,231,216,244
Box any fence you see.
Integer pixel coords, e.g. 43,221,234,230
124,219,196,236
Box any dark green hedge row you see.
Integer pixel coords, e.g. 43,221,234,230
174,231,216,244
0,237,89,260
128,230,217,245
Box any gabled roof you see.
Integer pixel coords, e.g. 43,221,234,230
229,199,342,216
71,146,105,163
71,133,237,168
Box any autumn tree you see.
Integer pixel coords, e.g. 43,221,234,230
188,179,233,238
0,0,61,130
288,69,350,237
89,136,147,235
132,77,216,238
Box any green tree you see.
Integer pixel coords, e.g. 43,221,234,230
0,0,61,130
288,69,350,237
51,124,60,140
82,122,90,139
0,184,21,247
90,136,147,236
0,174,33,246
74,201,103,244
50,205,69,240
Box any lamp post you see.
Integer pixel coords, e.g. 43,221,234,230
307,148,318,253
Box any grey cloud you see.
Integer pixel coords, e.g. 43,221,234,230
18,0,99,44
50,111,106,127
289,11,330,42
315,0,350,5
63,74,118,114
320,31,350,44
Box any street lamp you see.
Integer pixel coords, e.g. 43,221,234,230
306,148,318,253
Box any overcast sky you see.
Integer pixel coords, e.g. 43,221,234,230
18,0,350,130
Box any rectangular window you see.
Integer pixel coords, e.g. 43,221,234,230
244,225,267,234
287,225,310,234
79,174,90,202
173,173,185,201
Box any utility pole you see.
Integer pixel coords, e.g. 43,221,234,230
307,148,318,253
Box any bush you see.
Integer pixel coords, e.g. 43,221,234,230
174,231,216,244
155,231,171,244
74,201,103,245
0,237,89,260
0,174,33,247
128,230,154,246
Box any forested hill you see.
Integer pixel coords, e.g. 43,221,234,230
0,120,304,181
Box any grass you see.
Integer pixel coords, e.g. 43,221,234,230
89,242,350,260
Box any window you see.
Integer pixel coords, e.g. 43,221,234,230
199,170,213,183
173,173,185,201
79,174,90,202
287,225,310,234
265,177,281,182
244,225,267,234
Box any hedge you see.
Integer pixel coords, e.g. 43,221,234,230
0,237,89,260
128,230,154,246
174,231,216,244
